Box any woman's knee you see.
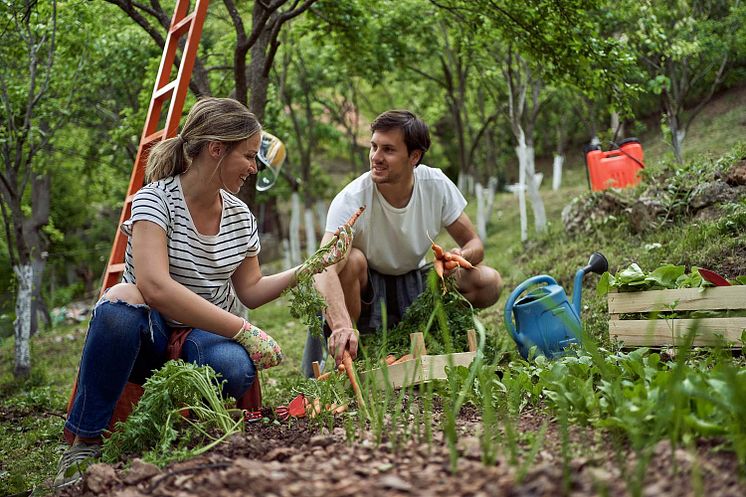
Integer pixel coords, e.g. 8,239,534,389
188,340,256,399
101,283,145,306
216,350,256,399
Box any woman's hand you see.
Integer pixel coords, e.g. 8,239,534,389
233,320,283,370
297,225,353,279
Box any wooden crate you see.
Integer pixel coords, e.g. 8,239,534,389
608,286,746,347
360,331,478,389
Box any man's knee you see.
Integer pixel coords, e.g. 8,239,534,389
339,248,368,282
460,266,502,308
102,283,145,306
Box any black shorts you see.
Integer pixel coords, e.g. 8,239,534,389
357,264,432,334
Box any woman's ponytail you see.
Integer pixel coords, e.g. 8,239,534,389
145,136,188,182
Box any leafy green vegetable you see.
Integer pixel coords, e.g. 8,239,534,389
597,263,743,295
364,271,479,358
102,360,242,466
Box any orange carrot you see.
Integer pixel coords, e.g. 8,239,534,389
431,242,446,260
333,205,366,236
449,253,474,269
444,260,459,271
385,354,397,365
316,372,333,382
391,353,413,365
342,351,366,410
434,258,445,279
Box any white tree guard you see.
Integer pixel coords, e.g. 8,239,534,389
289,192,302,266
304,208,317,258
13,264,33,376
552,153,564,191
475,182,486,240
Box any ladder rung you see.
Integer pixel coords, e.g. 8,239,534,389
142,129,166,146
108,263,125,274
153,81,177,103
170,13,194,37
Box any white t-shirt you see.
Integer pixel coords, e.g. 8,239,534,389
120,175,260,322
325,165,466,276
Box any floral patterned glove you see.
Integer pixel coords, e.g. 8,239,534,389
233,320,283,370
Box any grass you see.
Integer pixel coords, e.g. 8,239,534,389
2,111,746,494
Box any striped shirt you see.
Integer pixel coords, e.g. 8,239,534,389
120,175,260,323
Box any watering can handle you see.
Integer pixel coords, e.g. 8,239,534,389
503,275,558,343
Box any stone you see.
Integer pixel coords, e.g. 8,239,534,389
378,474,412,491
85,463,119,494
690,180,737,210
122,458,160,485
725,160,746,186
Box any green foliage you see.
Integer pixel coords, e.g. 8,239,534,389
102,360,242,466
363,271,480,359
597,263,713,294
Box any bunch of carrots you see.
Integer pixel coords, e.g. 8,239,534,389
430,237,474,281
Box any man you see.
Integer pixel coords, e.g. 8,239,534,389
302,110,501,374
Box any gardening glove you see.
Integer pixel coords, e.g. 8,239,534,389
233,321,283,370
297,225,353,279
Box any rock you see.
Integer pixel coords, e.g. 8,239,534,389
122,458,160,485
725,159,746,186
263,446,296,461
112,489,147,497
85,463,119,494
693,205,724,222
562,191,630,234
378,474,412,491
309,435,334,448
690,180,737,210
629,196,666,233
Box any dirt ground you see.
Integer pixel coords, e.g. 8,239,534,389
56,403,746,497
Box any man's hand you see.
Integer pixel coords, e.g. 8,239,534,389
327,327,359,365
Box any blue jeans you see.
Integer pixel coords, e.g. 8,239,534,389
65,298,256,438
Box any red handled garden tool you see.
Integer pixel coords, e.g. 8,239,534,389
698,268,731,286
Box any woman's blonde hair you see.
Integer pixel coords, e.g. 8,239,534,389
145,97,261,182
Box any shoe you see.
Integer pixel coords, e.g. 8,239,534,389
53,442,102,488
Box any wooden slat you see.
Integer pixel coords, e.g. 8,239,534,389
363,351,476,390
608,286,746,315
609,318,746,346
107,263,125,274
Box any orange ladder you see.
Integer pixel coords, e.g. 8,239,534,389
100,0,209,296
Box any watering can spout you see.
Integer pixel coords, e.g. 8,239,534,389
571,252,609,315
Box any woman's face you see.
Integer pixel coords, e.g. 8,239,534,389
220,133,261,194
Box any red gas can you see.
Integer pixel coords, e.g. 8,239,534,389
585,138,644,191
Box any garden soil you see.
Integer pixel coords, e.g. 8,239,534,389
55,402,745,497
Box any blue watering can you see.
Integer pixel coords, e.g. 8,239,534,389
504,252,608,359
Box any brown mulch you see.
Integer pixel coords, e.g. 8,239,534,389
54,403,746,497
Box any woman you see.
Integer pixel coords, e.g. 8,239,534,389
55,97,348,487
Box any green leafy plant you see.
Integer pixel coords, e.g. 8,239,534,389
102,360,243,466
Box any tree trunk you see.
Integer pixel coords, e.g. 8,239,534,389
315,200,327,235
515,137,528,242
289,192,302,266
525,144,546,233
304,208,316,258
475,182,486,240
610,111,624,141
668,109,685,165
13,264,33,378
552,153,564,191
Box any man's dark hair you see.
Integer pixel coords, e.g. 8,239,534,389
371,110,431,165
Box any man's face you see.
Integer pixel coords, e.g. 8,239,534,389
369,128,420,185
